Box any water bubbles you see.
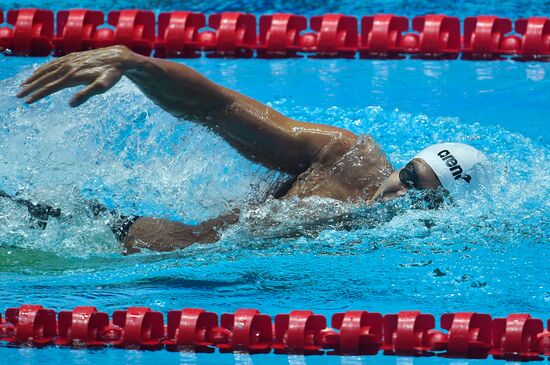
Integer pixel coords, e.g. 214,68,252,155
526,64,546,82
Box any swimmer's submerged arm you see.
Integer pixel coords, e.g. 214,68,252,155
17,46,357,174
123,211,239,254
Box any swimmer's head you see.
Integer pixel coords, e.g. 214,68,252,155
370,143,492,205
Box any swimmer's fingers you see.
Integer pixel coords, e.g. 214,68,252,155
69,74,119,107
20,55,73,87
23,73,78,104
17,65,70,99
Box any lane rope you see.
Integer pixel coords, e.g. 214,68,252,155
0,304,549,360
0,9,549,60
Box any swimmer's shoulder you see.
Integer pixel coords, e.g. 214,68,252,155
359,134,390,161
306,133,392,179
310,130,358,167
317,133,390,166
332,133,394,191
357,134,394,175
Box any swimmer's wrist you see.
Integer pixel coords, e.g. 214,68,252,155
116,46,144,74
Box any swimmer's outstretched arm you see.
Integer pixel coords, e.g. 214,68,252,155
17,46,357,174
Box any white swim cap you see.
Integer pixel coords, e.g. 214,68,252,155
414,143,491,192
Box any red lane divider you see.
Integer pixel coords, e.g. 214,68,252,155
0,8,549,60
273,310,327,354
56,306,110,347
382,310,443,355
2,305,548,360
359,14,408,59
438,312,492,358
95,10,156,56
53,10,104,56
164,308,218,352
0,9,53,56
542,319,550,356
199,12,257,58
462,16,516,59
155,11,205,58
257,14,307,58
1,305,57,345
516,17,550,59
300,14,359,58
407,15,461,59
217,308,272,353
324,310,383,355
490,314,545,361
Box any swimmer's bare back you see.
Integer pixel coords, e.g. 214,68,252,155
16,46,393,254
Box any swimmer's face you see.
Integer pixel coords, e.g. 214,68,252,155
370,158,443,203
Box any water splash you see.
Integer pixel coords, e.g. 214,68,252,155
0,66,281,257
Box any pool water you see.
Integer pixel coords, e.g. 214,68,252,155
0,1,549,364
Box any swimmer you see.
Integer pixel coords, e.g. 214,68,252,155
15,46,491,254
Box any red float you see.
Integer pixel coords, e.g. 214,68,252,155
89,10,155,56
323,310,383,355
0,9,53,56
2,305,57,345
199,12,256,58
359,14,409,59
273,310,328,354
400,14,460,59
535,320,550,356
299,14,358,58
103,307,165,349
155,12,206,58
515,17,550,59
438,312,492,358
55,306,110,347
382,310,444,355
490,314,544,360
462,16,516,59
53,10,104,56
164,308,218,352
0,310,11,340
257,14,307,58
215,308,272,353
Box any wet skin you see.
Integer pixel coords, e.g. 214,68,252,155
16,46,441,253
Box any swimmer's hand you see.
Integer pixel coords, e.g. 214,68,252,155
17,45,133,107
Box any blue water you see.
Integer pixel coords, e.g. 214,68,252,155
1,1,549,364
